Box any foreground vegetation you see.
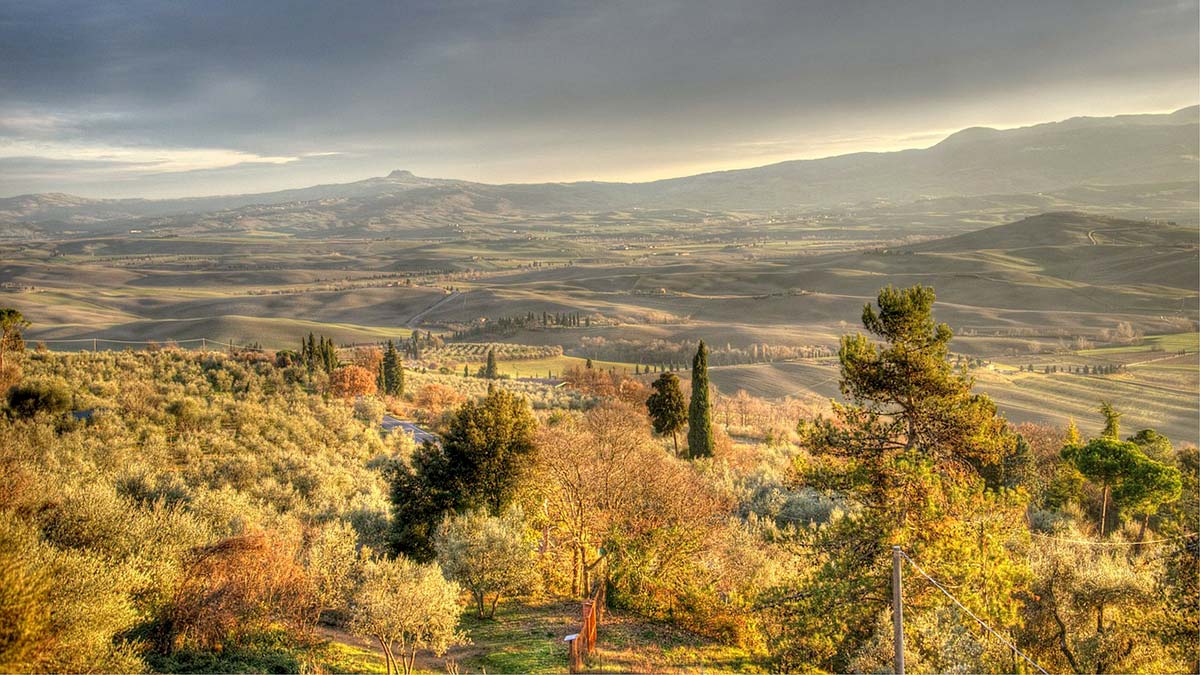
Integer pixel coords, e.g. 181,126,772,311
0,284,1196,673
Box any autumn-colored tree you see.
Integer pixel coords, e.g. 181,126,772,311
412,383,467,425
329,365,377,399
0,308,29,376
163,532,312,653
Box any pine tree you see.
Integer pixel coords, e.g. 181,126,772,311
686,340,714,459
585,358,593,370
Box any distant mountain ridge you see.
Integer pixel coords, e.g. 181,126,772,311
2,106,1196,232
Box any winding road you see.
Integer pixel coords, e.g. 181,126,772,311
405,290,460,328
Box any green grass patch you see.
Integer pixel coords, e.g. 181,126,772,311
1077,332,1198,356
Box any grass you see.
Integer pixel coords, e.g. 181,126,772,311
319,598,764,674
453,355,642,378
1076,332,1199,356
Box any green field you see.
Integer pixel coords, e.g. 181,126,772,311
1077,332,1199,356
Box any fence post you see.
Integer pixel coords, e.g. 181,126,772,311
893,545,905,675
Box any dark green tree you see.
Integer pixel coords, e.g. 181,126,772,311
646,372,688,456
485,348,499,379
686,340,714,459
382,340,404,396
979,433,1035,491
5,379,71,419
389,388,537,560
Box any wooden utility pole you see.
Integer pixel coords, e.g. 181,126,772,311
892,545,905,675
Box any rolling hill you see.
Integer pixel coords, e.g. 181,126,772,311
2,107,1196,236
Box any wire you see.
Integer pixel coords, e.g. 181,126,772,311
898,548,1050,675
1031,531,1198,547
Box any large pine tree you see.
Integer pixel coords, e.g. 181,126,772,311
686,340,714,459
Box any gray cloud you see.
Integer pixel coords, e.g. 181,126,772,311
1,0,1196,197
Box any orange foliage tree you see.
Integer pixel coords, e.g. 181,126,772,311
330,365,378,398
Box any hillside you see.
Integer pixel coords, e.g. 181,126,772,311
3,107,1196,236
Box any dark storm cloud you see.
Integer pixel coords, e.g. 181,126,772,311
1,0,1196,196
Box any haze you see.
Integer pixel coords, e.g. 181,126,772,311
1,0,1197,198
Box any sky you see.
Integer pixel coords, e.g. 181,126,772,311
1,0,1197,198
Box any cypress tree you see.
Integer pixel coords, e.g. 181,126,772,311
382,340,404,396
485,348,498,379
687,340,714,458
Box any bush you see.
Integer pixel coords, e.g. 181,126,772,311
5,379,71,419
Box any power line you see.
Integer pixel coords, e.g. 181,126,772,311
898,548,1050,675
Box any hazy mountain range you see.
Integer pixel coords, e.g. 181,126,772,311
2,106,1196,235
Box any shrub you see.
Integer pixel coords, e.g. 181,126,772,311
5,379,71,419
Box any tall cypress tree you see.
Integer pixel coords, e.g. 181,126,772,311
687,340,714,458
485,348,499,379
382,340,404,396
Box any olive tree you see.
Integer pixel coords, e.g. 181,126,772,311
348,555,463,675
435,508,536,618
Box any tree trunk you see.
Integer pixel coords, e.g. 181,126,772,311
404,646,418,675
489,594,501,618
476,591,486,618
1099,484,1110,536
377,637,392,675
1136,512,1150,549
671,431,678,456
571,544,580,596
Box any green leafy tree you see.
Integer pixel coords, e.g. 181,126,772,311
1063,409,1180,537
686,340,714,459
348,555,463,675
435,508,536,618
302,521,360,626
390,388,537,560
783,285,1025,671
646,372,688,456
